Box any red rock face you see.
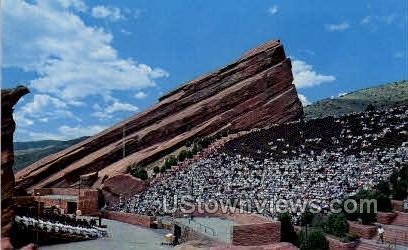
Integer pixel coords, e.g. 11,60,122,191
1,86,29,247
15,40,303,193
101,174,146,207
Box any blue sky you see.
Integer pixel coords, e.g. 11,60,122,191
2,0,407,141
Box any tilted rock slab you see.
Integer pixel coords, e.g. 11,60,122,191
1,86,29,248
15,40,303,194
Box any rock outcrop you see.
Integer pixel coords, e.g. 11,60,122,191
101,174,146,206
1,86,29,248
16,40,303,194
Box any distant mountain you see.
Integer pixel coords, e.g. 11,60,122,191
13,137,88,172
304,80,408,119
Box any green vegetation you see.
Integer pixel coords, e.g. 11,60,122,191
153,166,160,174
128,165,148,180
304,80,408,119
177,150,187,162
278,212,298,245
325,213,348,238
298,229,328,250
390,164,408,200
375,180,391,197
345,189,377,225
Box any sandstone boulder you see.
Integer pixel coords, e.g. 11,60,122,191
101,174,146,207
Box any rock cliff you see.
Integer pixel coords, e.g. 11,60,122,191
15,40,303,193
1,86,29,248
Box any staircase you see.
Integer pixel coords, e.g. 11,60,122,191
357,239,406,250
354,210,408,250
381,224,408,247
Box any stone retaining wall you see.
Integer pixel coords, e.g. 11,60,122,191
391,212,408,227
232,221,280,246
348,221,376,239
376,212,396,225
391,200,403,212
326,235,358,250
101,211,153,228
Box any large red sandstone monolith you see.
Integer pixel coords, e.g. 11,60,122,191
1,86,29,249
16,40,303,195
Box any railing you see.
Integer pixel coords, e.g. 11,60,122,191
384,231,408,250
186,218,216,237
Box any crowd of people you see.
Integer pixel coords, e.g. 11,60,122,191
114,106,408,222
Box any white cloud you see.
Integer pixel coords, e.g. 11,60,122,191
325,22,350,31
58,125,106,138
14,94,77,127
292,60,336,88
361,14,399,26
394,51,404,59
92,100,139,119
58,0,87,12
267,5,279,15
298,94,311,106
105,101,139,113
14,113,34,127
120,29,132,35
338,92,348,97
26,125,107,141
134,91,147,99
21,94,67,114
3,0,169,103
91,5,124,21
361,16,372,24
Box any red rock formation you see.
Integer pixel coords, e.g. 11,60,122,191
15,40,303,194
100,173,146,206
1,86,29,249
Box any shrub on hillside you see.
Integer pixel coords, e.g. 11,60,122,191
177,150,187,162
392,179,408,200
390,164,408,200
186,150,194,159
344,189,377,225
278,212,298,244
159,166,166,173
375,193,392,212
128,166,148,180
300,209,314,227
325,213,348,238
298,229,328,250
375,180,391,197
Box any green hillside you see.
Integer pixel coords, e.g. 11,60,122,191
13,137,88,172
304,80,408,119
